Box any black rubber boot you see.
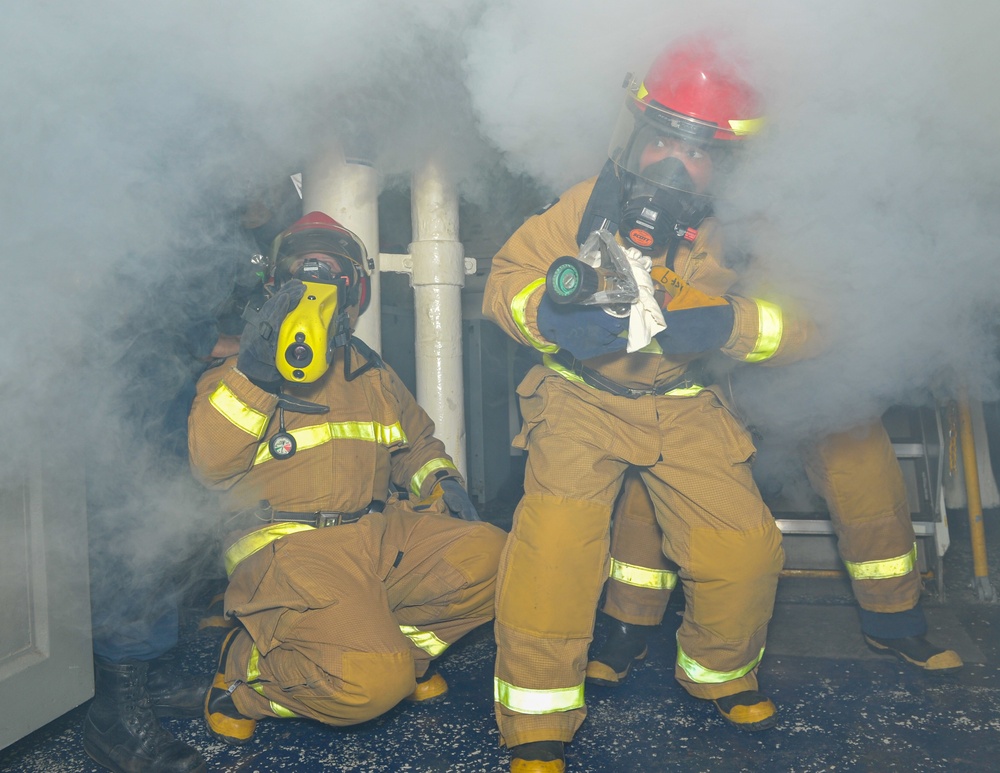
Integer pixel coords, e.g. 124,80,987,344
204,628,257,745
510,740,566,772
585,618,653,687
83,659,207,773
146,654,210,718
864,634,964,673
713,689,778,731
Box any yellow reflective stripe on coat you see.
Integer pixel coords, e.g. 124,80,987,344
542,354,587,386
253,420,406,465
399,625,449,657
844,543,917,580
209,381,269,438
494,677,585,715
512,279,559,353
676,639,765,684
247,643,298,718
610,558,678,590
410,458,459,497
744,299,783,363
224,523,315,577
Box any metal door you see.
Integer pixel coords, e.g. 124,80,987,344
0,444,93,750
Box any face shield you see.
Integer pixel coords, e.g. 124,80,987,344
608,77,743,252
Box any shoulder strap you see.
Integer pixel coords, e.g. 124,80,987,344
575,159,622,247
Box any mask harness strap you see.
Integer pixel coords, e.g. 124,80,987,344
344,335,382,382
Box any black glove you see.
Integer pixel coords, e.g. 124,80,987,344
649,266,735,355
237,280,306,391
438,478,481,521
655,304,735,354
535,294,629,361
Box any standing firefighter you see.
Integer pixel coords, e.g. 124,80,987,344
589,419,963,692
483,39,813,771
188,211,505,745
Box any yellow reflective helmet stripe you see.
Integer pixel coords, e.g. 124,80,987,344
844,543,917,581
494,677,585,715
399,625,449,657
729,117,765,136
224,523,315,577
676,638,765,684
210,381,269,438
247,643,298,718
410,458,459,497
253,420,407,465
744,299,783,363
610,558,678,590
512,279,559,353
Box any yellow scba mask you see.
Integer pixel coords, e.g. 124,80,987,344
276,280,344,383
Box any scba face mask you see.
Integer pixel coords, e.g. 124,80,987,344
618,157,710,254
275,257,359,384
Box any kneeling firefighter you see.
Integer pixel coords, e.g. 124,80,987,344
188,211,505,745
483,37,816,772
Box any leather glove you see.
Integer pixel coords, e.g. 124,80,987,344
436,478,481,521
649,267,735,354
237,280,307,391
535,294,629,361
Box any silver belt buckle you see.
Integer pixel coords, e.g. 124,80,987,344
316,512,343,528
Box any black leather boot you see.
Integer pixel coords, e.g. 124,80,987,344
146,654,211,718
585,618,654,687
83,658,207,773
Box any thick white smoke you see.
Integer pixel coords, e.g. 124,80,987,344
2,0,999,579
465,1,1000,440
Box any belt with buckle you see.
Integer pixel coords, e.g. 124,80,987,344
550,350,700,399
234,499,386,529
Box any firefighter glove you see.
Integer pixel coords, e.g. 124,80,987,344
437,478,481,521
536,294,628,361
649,267,735,354
237,279,307,392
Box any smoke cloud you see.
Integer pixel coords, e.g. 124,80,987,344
2,1,999,597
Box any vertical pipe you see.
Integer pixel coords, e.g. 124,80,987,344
409,159,467,477
957,388,995,600
303,142,381,348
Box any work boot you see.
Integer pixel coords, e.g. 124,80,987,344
510,740,566,773
83,658,207,773
204,629,257,745
713,690,778,731
405,666,449,702
197,592,236,631
585,619,652,687
146,654,210,719
864,634,964,674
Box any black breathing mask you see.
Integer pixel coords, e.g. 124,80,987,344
618,158,708,254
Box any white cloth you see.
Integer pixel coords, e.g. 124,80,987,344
623,247,665,352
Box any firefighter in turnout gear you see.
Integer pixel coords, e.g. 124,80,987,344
483,39,814,771
188,211,505,745
590,422,962,692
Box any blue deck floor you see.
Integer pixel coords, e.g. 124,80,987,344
3,508,1000,772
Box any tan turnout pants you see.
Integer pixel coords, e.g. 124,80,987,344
495,374,783,747
604,419,921,633
223,506,505,726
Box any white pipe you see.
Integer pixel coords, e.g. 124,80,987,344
410,159,467,478
302,142,381,348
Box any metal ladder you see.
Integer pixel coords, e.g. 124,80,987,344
768,405,950,597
